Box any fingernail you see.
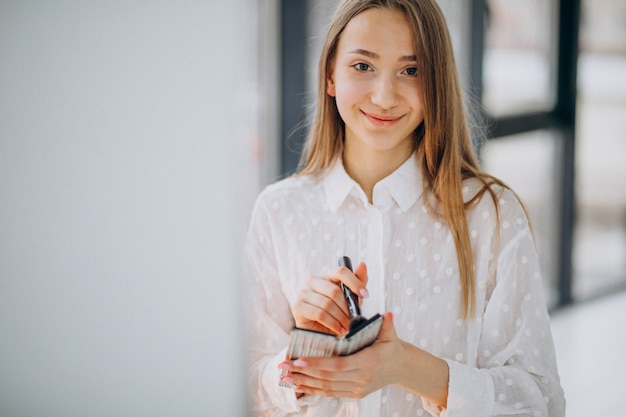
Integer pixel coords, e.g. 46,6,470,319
359,288,369,298
278,363,291,371
281,376,294,384
340,326,347,334
293,359,308,367
295,388,305,393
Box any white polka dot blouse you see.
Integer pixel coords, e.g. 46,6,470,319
244,154,565,417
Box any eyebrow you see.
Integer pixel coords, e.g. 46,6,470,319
348,48,416,62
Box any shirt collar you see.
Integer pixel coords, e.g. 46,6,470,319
323,154,423,213
323,158,362,212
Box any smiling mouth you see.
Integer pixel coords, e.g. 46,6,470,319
362,111,403,125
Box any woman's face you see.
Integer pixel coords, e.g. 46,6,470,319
327,8,424,160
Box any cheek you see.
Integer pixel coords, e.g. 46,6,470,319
406,86,425,120
402,81,422,104
412,96,425,120
334,78,367,110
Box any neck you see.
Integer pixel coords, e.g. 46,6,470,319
343,143,413,203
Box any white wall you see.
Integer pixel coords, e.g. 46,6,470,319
0,1,254,416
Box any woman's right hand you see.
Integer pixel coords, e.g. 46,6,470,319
292,261,369,335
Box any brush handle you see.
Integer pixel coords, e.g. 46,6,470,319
338,256,361,319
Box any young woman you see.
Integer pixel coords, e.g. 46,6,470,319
244,0,565,416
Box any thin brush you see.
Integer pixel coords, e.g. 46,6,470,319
338,256,370,335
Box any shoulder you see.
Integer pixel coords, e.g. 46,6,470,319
252,173,324,214
463,176,531,233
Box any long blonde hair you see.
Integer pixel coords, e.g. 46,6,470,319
298,0,508,318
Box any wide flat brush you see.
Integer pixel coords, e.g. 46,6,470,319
279,256,383,388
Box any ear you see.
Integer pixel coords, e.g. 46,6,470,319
326,70,336,97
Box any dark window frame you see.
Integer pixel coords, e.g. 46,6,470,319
470,0,580,307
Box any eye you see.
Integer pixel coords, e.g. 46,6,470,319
353,62,371,72
403,67,418,76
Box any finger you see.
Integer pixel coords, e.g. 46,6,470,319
303,279,352,333
353,262,369,305
289,373,357,397
287,360,355,387
287,362,368,399
376,311,398,342
308,277,351,318
298,294,349,334
354,261,368,287
327,264,369,299
295,384,356,398
290,356,359,374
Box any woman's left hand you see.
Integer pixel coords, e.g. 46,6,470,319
278,311,406,398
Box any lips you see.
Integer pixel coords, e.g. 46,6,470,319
362,111,403,126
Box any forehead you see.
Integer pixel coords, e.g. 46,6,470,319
336,8,416,56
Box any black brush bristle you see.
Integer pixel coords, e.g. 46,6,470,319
347,315,369,334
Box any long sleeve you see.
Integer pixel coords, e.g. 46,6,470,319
425,193,565,417
244,195,320,416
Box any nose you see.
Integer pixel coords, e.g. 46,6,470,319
370,73,399,110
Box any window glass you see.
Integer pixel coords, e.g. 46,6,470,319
574,0,626,299
483,0,557,115
481,131,560,306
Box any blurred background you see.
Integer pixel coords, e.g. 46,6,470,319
0,1,256,415
1,0,624,416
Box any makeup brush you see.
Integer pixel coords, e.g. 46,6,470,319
280,256,383,385
338,256,371,335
